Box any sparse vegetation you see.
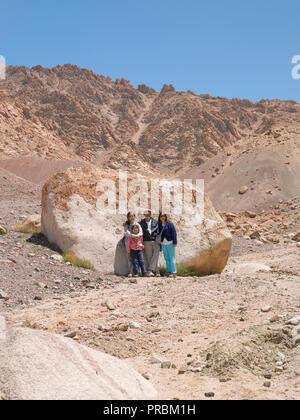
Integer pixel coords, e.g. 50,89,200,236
0,226,8,236
14,223,41,234
63,252,95,271
159,264,198,277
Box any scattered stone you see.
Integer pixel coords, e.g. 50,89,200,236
239,186,249,195
245,210,257,218
261,306,272,313
263,381,271,388
151,328,161,333
250,231,261,240
293,335,300,346
35,282,47,289
277,352,286,361
178,368,186,375
50,254,63,262
142,372,152,380
64,331,77,338
204,392,215,398
129,321,141,329
286,315,300,326
18,214,41,232
292,232,300,242
161,361,171,369
104,300,116,311
0,290,9,300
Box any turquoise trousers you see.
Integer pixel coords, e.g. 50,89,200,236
162,243,177,274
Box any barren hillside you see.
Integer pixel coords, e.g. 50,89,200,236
1,65,300,176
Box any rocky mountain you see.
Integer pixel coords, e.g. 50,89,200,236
1,64,300,175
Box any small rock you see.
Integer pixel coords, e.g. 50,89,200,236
51,254,63,262
104,300,116,311
64,331,77,338
263,381,271,388
129,321,141,329
204,392,215,398
0,290,9,300
178,368,186,375
142,372,151,380
161,361,171,369
151,327,161,333
250,231,261,240
277,352,285,361
292,232,300,242
35,282,47,289
239,186,249,195
286,315,300,326
293,335,300,346
261,306,272,313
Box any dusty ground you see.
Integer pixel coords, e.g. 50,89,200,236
1,163,300,400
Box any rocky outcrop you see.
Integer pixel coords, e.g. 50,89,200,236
2,64,300,174
41,166,232,275
0,325,157,400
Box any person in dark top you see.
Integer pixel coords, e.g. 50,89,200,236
158,213,177,277
139,210,160,276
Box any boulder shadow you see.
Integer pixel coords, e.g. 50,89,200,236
26,232,62,254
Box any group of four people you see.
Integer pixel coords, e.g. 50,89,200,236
123,211,177,277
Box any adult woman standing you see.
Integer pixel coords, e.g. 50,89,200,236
158,214,177,277
114,212,143,277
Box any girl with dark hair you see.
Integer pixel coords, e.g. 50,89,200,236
123,212,143,277
158,213,177,277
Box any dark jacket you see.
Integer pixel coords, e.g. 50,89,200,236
159,222,177,245
139,218,159,241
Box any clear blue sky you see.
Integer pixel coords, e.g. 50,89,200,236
1,0,300,101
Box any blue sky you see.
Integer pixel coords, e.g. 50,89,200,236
1,0,300,101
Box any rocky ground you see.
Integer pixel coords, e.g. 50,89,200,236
1,164,299,400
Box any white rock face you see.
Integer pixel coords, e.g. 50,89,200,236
41,166,232,275
0,326,157,400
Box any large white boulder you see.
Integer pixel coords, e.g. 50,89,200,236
41,166,232,275
0,325,157,400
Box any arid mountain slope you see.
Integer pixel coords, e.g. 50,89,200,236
180,128,300,212
1,65,300,175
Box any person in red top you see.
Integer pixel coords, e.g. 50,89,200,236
127,224,147,277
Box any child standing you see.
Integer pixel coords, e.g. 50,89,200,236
127,224,147,277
